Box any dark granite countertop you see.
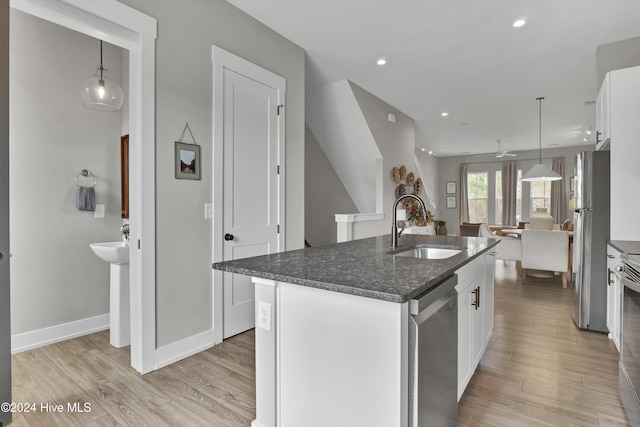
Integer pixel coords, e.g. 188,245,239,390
608,240,640,255
212,234,499,303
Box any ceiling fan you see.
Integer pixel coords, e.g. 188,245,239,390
475,140,517,158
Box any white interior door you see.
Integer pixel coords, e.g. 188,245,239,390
220,57,284,339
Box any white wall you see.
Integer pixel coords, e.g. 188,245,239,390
305,125,357,247
118,0,305,347
348,82,421,239
415,125,440,216
306,80,381,213
9,11,124,334
436,145,593,235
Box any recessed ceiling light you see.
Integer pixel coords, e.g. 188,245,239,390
441,112,449,117
461,123,470,128
586,130,592,135
513,19,526,28
377,58,387,66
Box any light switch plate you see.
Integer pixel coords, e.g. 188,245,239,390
258,301,272,331
204,203,213,219
94,204,105,218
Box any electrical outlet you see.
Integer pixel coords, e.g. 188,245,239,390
258,301,272,331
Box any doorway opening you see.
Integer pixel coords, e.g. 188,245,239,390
9,0,157,374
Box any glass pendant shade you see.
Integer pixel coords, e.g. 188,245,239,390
81,41,124,112
522,96,562,182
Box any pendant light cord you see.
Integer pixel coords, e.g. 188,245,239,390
537,96,544,163
99,40,104,83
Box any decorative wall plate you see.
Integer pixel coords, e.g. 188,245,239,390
406,172,415,186
395,184,407,198
414,178,423,195
391,167,400,183
399,165,407,180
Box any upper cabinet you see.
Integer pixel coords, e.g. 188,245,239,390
596,73,611,150
603,66,640,241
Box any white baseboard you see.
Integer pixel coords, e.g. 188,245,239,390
154,329,217,370
11,314,110,354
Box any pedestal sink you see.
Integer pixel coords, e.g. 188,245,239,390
89,242,130,348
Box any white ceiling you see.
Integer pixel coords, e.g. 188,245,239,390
226,0,640,157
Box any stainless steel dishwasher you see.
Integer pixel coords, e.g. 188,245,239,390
408,274,458,427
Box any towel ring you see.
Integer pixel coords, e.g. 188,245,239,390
75,169,97,187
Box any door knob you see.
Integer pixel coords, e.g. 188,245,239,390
224,233,234,241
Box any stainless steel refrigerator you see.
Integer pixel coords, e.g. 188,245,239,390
572,150,610,332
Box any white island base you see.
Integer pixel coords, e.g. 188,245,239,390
250,252,494,427
252,278,408,427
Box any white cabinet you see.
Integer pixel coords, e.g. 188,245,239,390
607,245,622,352
484,251,496,344
455,252,495,401
602,66,640,241
595,73,610,150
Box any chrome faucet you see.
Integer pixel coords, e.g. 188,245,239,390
121,223,130,242
391,194,427,249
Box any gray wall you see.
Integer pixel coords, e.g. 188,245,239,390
118,0,305,347
305,125,357,247
437,145,593,234
10,11,123,334
1,0,12,423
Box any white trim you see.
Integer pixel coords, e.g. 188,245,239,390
335,213,385,243
212,46,286,342
11,314,109,354
334,212,385,223
11,0,157,374
154,330,217,370
252,277,277,287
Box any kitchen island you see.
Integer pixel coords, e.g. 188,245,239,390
213,234,498,427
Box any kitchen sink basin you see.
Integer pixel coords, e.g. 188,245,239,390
391,244,463,260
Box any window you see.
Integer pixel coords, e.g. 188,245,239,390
530,180,551,213
467,172,488,223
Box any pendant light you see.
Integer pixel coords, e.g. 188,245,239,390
81,40,124,112
521,97,562,182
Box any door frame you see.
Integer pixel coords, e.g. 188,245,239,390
10,0,157,374
211,45,286,342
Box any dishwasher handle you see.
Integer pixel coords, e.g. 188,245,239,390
410,274,458,315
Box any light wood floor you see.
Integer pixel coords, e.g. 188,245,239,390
459,261,629,426
10,261,629,426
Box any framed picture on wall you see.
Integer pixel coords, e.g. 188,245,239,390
446,196,456,209
175,141,201,180
446,181,456,194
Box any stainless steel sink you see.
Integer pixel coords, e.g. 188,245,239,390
391,244,463,260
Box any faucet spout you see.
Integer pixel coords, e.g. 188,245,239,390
391,194,427,249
